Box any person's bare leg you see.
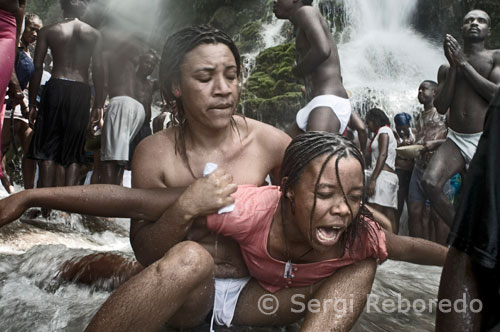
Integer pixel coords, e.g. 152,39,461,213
431,208,450,245
396,177,409,226
0,122,14,193
90,153,102,184
65,162,80,186
100,161,122,185
55,164,67,187
408,201,425,238
21,157,36,189
39,160,58,217
436,247,482,332
85,241,215,332
19,123,35,189
233,259,376,330
422,139,465,226
39,160,57,188
0,154,14,193
307,106,341,133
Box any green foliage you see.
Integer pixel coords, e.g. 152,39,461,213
246,42,301,99
242,42,303,128
236,21,264,53
26,0,60,23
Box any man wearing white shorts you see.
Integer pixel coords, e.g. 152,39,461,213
274,0,351,136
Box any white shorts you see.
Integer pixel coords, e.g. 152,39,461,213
101,96,145,163
210,276,251,331
447,128,482,169
367,170,399,209
296,95,351,134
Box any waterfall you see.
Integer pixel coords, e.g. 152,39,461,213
333,0,446,119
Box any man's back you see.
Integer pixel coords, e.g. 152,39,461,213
102,27,142,99
44,19,99,83
294,6,347,100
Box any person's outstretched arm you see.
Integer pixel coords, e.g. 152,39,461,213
0,184,182,228
385,231,448,266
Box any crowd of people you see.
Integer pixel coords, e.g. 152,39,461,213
0,0,499,331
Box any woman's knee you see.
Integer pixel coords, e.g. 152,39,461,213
159,241,214,278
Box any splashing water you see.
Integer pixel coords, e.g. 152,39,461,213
323,0,446,119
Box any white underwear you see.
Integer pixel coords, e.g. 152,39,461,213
296,95,352,134
210,276,251,331
447,128,482,168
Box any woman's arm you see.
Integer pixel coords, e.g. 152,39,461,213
385,231,448,266
0,185,179,228
130,169,236,266
367,133,389,196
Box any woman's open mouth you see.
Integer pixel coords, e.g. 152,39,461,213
315,226,344,246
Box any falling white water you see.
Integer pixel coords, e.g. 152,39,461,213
334,0,446,118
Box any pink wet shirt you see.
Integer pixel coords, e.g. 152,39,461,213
207,185,388,293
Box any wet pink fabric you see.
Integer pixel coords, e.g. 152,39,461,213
207,185,388,293
0,8,17,179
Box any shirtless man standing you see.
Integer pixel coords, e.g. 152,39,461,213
423,9,500,226
27,0,104,189
273,0,351,136
128,49,159,161
96,27,146,185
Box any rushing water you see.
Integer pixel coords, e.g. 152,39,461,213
0,1,445,331
333,0,446,119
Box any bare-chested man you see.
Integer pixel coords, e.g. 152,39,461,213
423,9,500,226
27,0,104,190
128,49,159,161
273,0,351,136
95,26,146,185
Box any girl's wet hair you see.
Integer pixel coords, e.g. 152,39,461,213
159,25,242,178
366,107,390,129
280,132,378,256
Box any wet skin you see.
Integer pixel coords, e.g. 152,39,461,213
130,43,291,277
134,54,158,124
274,0,348,134
27,2,104,189
424,10,500,227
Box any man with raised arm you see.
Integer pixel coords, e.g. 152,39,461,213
422,9,500,226
273,0,351,136
27,0,104,189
